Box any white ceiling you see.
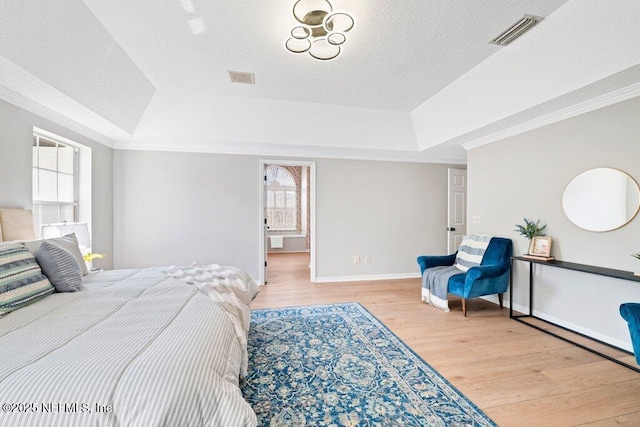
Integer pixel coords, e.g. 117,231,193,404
1,0,639,163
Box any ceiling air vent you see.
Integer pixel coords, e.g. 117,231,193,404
228,70,255,84
489,14,544,46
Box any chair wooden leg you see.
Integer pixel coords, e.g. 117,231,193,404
462,298,467,317
498,293,504,309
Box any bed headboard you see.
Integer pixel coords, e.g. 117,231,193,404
0,209,37,242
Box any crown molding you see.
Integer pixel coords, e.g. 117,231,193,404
0,81,465,164
113,138,467,165
0,84,115,148
462,82,640,151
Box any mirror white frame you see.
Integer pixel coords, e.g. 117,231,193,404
562,168,640,232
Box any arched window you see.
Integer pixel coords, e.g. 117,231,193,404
266,166,297,230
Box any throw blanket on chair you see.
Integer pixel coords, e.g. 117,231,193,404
422,234,492,312
422,266,463,312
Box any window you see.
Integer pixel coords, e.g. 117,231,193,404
32,133,79,233
266,166,297,230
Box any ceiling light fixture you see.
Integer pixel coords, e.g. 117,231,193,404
284,0,355,61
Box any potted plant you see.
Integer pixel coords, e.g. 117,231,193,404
514,218,547,240
514,218,548,255
633,253,640,276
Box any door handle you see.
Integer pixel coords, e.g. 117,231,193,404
447,227,456,231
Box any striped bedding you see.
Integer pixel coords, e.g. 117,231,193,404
0,268,258,426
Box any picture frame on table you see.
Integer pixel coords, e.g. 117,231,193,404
529,236,552,257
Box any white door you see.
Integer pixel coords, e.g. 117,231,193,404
447,168,467,254
263,168,268,284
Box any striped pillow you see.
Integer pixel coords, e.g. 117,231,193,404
454,234,493,272
0,244,54,316
23,233,88,276
36,241,83,292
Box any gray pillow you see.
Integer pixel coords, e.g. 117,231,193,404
36,241,83,292
24,233,88,276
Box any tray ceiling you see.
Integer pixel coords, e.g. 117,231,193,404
2,0,639,163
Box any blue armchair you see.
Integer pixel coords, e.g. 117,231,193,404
417,237,512,316
620,303,640,365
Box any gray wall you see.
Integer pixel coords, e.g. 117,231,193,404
0,99,114,269
267,235,307,253
113,150,259,275
316,159,453,279
467,96,640,350
113,151,455,282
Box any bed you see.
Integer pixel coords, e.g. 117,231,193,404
0,209,259,426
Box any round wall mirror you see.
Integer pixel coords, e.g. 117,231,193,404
562,168,640,232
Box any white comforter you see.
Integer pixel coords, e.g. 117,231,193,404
0,267,259,427
157,263,258,377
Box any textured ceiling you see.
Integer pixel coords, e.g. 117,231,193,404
0,0,154,134
3,0,640,163
80,0,567,111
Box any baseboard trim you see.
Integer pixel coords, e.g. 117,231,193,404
480,294,529,314
315,272,421,283
528,310,632,352
480,295,632,352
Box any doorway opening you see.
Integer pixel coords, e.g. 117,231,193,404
259,160,316,285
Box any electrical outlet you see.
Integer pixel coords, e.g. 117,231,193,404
353,256,360,264
364,256,371,264
473,215,480,224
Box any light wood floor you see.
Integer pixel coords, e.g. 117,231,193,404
254,253,640,426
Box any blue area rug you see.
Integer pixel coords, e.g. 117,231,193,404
241,303,496,426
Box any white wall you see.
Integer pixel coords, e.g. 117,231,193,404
0,98,114,269
113,150,456,282
467,95,640,350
